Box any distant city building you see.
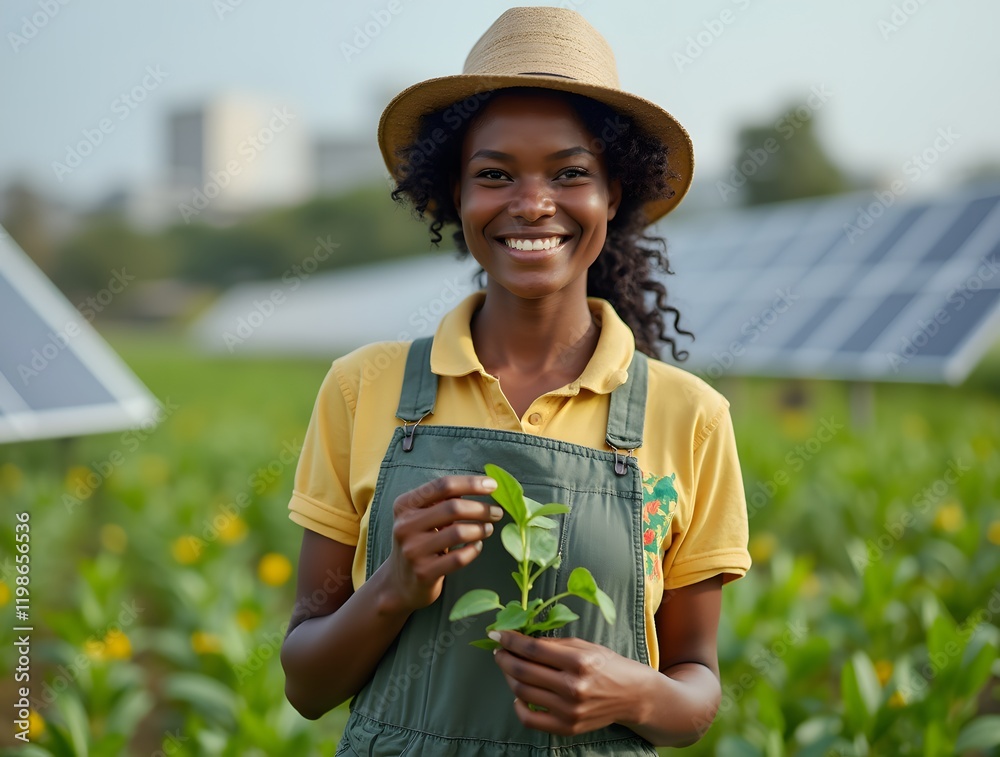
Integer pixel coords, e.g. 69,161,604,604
166,95,311,222
313,135,386,195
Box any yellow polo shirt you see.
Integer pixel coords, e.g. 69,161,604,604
289,292,751,669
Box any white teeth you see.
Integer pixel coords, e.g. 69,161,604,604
503,236,565,251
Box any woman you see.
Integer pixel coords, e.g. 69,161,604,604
281,7,751,754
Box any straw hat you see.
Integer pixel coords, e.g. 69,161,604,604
377,6,694,223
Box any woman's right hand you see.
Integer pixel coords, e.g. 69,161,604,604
381,475,504,614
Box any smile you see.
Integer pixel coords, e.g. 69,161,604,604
501,236,568,251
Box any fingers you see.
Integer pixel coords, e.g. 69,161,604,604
491,631,585,672
395,475,497,513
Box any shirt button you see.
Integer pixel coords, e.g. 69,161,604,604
528,412,543,425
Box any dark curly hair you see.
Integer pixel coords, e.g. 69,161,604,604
389,86,693,361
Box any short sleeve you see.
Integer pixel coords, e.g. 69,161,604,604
287,362,361,545
662,401,751,589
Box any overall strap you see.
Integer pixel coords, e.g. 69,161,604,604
605,350,648,474
396,337,436,450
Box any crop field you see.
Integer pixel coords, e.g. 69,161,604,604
1,329,998,756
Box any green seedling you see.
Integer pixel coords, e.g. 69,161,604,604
448,463,617,651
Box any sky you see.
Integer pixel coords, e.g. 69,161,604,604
2,0,999,208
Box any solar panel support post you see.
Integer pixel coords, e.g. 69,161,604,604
848,380,875,429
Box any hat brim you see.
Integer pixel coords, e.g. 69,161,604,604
377,73,694,224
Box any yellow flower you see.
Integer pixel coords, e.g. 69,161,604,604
84,637,107,662
171,535,204,565
888,690,906,708
100,523,128,554
0,581,9,607
0,462,23,493
780,408,811,440
987,520,1000,546
236,608,260,631
258,553,293,586
28,709,45,739
933,501,965,533
191,631,222,655
104,629,132,660
218,516,248,545
64,465,95,497
748,533,778,564
874,659,893,686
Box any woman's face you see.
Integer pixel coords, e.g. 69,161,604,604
452,92,622,302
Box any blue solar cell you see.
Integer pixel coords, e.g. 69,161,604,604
838,293,915,352
0,274,115,411
914,288,1000,357
783,297,843,350
863,206,925,265
921,195,1000,262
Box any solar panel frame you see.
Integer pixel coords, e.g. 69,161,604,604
0,227,159,443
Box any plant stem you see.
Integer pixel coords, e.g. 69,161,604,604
520,524,530,610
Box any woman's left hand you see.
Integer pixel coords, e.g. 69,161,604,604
490,631,651,736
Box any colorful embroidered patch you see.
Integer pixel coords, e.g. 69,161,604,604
641,471,677,580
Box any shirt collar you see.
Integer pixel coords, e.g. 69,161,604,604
430,292,635,395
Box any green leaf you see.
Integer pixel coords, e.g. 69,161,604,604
956,715,1000,751
841,652,879,736
485,464,527,523
531,502,571,518
567,567,599,602
500,522,524,562
449,589,502,620
530,515,559,529
469,638,502,651
526,526,558,567
956,638,997,699
594,586,617,625
566,567,616,624
512,571,526,593
489,601,532,632
525,603,579,634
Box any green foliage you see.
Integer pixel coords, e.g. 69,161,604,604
0,334,998,755
448,464,614,647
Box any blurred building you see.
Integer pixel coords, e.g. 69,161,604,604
165,95,311,222
313,134,385,195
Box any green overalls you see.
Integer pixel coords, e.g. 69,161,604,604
337,336,657,756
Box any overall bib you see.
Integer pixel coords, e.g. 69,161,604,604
338,337,657,756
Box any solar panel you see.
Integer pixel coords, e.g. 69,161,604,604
656,182,1000,384
0,226,159,443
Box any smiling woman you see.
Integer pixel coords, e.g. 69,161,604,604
280,7,752,756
